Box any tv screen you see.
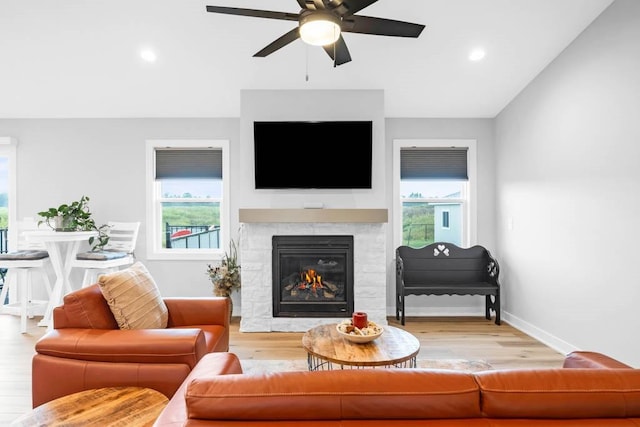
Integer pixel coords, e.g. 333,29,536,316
253,121,373,189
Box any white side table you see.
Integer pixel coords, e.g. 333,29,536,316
24,230,97,329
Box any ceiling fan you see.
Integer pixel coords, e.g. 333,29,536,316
205,0,425,66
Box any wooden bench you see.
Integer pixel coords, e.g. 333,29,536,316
395,242,501,325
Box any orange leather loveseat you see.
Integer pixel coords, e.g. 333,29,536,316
154,351,640,426
32,284,230,407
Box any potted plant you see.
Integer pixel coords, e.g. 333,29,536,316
37,195,110,251
207,239,241,297
207,239,241,319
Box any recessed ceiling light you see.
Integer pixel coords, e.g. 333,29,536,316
469,48,486,61
140,48,157,63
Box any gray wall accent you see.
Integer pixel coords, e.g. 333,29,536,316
0,112,497,320
385,118,496,315
0,118,240,297
495,0,640,366
385,119,496,248
238,89,386,209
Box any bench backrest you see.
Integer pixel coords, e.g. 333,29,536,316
397,243,493,285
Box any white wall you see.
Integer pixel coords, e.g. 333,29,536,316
1,112,497,321
238,90,386,211
236,89,388,323
384,118,496,316
0,118,240,297
495,0,640,366
238,95,498,319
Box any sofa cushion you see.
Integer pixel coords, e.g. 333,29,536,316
35,328,207,366
76,251,128,260
185,369,481,420
476,369,640,418
54,284,119,329
0,249,49,260
98,262,168,329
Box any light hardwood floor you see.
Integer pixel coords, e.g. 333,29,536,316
0,314,566,424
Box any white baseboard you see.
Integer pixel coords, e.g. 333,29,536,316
385,305,580,356
501,311,579,356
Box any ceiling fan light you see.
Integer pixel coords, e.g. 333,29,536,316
299,13,341,46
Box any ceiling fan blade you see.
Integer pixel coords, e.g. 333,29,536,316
334,0,379,17
254,27,301,57
295,0,308,9
322,35,352,66
342,15,425,37
206,6,299,22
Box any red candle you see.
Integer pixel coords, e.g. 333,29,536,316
352,312,368,329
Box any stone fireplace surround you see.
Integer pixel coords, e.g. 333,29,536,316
239,209,388,332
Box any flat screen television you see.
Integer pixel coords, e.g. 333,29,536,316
253,121,373,189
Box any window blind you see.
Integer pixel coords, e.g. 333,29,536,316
400,147,468,180
155,149,222,179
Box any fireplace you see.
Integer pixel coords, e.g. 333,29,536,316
272,235,354,318
239,210,388,332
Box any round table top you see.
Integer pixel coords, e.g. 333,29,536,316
23,229,98,242
302,323,420,367
11,387,168,427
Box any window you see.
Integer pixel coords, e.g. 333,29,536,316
393,140,476,249
442,210,450,229
0,138,17,253
146,140,230,260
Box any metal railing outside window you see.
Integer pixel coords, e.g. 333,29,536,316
165,224,220,249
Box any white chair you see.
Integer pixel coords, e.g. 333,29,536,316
0,218,52,333
72,221,141,287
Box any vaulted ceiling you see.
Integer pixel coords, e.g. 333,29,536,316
0,0,614,118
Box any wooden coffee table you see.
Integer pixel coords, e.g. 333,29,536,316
11,387,168,426
302,323,420,370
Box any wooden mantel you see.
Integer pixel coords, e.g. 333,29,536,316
239,209,388,224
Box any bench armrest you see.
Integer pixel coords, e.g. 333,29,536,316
35,328,207,368
395,252,405,292
486,250,501,287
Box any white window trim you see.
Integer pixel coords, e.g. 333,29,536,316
0,137,17,251
392,139,477,250
145,139,230,261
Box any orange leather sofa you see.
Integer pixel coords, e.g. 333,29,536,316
154,351,640,426
32,284,230,408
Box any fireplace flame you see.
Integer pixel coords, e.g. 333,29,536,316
282,267,338,300
298,269,324,295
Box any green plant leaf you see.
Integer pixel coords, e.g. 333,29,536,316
37,195,111,251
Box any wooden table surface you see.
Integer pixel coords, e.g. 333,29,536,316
302,323,420,369
11,387,168,427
